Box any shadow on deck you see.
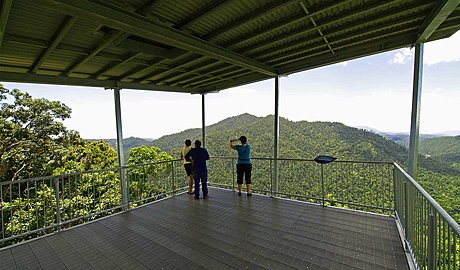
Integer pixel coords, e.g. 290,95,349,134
0,187,408,270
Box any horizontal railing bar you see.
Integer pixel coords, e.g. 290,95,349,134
210,156,393,164
3,157,393,186
1,159,180,186
394,163,460,236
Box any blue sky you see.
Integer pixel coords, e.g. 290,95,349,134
2,33,460,139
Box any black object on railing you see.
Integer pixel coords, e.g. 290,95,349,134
314,155,336,206
314,155,337,164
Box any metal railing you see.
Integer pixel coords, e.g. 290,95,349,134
394,164,460,270
1,159,187,245
209,157,394,213
1,156,459,270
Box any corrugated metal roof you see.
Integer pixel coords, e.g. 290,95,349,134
0,0,459,93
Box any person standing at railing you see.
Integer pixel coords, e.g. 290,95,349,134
185,140,210,200
230,136,252,197
180,139,194,195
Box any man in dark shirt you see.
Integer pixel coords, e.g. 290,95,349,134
185,140,210,199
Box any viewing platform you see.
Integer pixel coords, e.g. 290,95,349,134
0,187,408,270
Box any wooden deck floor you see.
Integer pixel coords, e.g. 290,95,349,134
0,187,409,270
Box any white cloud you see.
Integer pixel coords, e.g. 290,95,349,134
388,32,460,65
388,48,413,65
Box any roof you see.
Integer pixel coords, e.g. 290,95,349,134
0,188,409,269
0,0,459,94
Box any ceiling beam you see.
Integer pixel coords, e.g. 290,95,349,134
174,0,227,31
122,1,228,82
0,71,199,93
0,0,13,48
62,0,170,76
258,11,426,63
226,0,356,50
94,52,143,79
415,0,460,43
138,0,301,84
37,0,278,77
31,16,77,73
203,0,299,41
299,0,335,54
279,30,418,74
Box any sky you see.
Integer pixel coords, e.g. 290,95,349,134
2,33,460,139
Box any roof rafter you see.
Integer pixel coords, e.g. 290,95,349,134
168,0,422,88
31,16,77,73
37,0,278,77
299,0,335,54
415,0,460,43
277,27,418,72
203,0,299,41
226,0,357,51
0,0,13,48
255,8,428,63
95,52,143,79
174,0,227,31
143,0,341,85
62,0,165,76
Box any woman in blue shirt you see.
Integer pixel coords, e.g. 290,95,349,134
230,136,252,196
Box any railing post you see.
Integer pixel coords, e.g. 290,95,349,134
171,160,176,195
321,164,325,206
54,177,61,231
428,207,436,270
232,157,235,192
393,165,397,213
273,77,280,196
404,180,409,242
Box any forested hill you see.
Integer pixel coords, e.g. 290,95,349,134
420,135,460,167
149,114,458,175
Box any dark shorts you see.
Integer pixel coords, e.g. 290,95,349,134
236,164,252,184
184,163,193,176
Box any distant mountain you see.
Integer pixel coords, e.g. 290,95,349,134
148,114,458,176
355,127,460,148
420,136,460,167
377,133,440,148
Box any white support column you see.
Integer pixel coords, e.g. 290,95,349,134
201,93,206,147
408,43,424,178
273,77,280,195
114,87,128,207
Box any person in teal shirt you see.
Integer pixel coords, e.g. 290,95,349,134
230,136,252,196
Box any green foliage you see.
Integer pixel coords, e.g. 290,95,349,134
126,145,174,204
0,85,82,182
420,136,460,170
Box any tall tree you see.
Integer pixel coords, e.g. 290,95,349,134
0,84,82,182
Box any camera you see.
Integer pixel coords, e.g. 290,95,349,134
230,138,239,143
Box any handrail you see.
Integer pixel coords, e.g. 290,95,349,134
394,163,460,235
211,155,393,164
0,159,181,186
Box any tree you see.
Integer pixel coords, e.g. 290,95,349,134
126,146,174,203
0,85,82,182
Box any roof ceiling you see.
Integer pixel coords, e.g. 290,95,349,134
0,0,459,94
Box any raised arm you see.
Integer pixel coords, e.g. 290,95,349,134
229,139,237,150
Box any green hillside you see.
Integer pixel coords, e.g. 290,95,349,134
151,114,458,175
420,136,460,168
149,114,460,222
